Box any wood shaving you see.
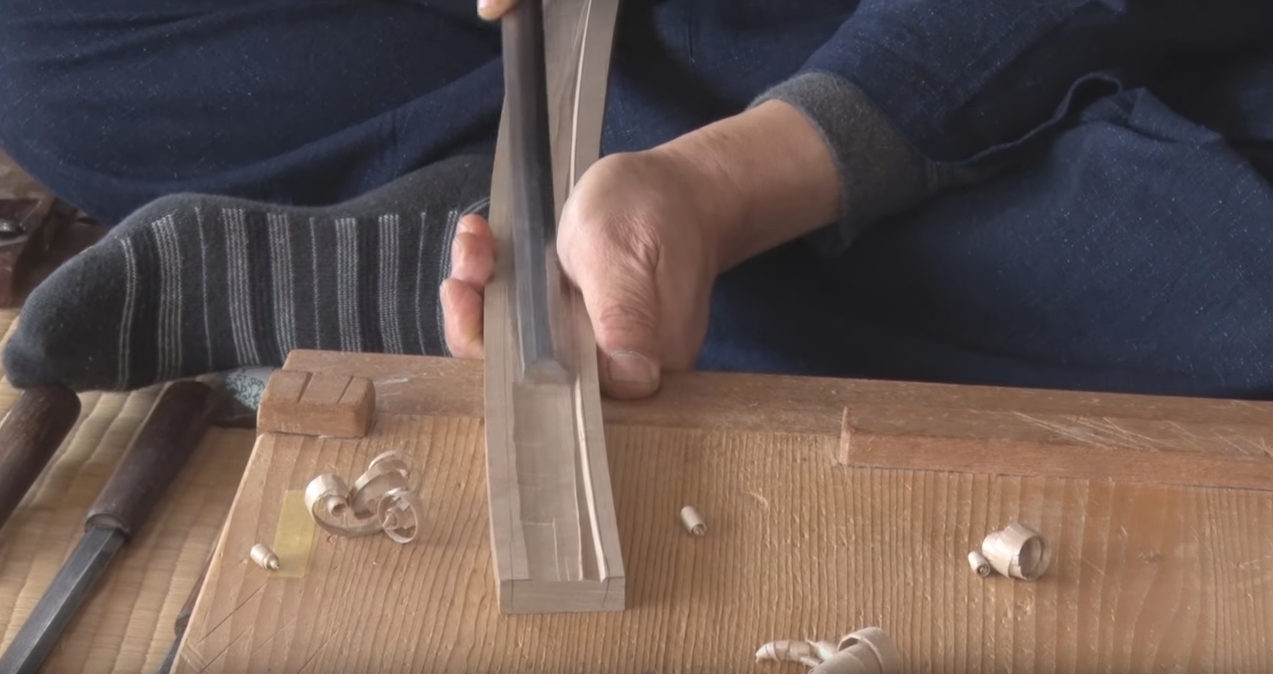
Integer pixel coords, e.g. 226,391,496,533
304,451,421,544
679,506,706,536
757,627,898,674
979,521,1050,580
249,543,280,570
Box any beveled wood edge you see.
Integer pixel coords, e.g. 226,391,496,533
282,350,1273,438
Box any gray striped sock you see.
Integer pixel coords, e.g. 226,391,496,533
3,155,492,391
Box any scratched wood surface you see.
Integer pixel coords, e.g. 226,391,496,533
840,404,1273,490
174,350,1273,673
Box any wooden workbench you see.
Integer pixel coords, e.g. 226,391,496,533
173,350,1273,673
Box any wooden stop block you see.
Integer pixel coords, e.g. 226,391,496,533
257,371,376,438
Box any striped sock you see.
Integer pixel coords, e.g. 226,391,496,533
3,155,492,391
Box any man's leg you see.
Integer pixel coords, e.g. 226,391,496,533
0,0,502,225
3,154,493,391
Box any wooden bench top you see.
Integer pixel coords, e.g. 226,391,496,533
169,349,1273,673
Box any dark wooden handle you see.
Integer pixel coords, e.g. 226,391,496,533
86,381,220,539
0,385,81,531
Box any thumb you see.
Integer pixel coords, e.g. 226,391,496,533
576,273,662,400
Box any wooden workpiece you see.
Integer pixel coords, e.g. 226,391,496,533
256,370,375,438
481,0,624,614
169,349,1273,673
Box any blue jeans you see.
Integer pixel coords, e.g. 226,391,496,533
3,0,1273,399
704,77,1273,400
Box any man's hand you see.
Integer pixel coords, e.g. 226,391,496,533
441,99,842,399
442,149,725,399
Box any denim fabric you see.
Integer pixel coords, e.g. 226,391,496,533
0,0,851,225
700,82,1273,400
3,0,1273,399
803,1,1273,163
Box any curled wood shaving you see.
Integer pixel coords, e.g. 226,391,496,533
979,521,1050,580
968,550,992,576
679,506,706,536
757,627,899,674
304,451,421,544
250,543,280,570
755,639,837,668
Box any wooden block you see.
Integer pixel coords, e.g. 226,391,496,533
839,403,1273,491
257,370,375,438
480,0,625,614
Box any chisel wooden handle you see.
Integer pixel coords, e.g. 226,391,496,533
85,381,220,538
0,385,81,532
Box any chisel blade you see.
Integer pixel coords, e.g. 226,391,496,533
503,0,572,384
0,527,123,674
155,637,179,674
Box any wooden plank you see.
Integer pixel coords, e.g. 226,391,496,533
285,349,1273,439
839,404,1273,491
482,0,624,614
174,350,1273,672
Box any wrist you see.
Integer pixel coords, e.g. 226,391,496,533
650,99,841,271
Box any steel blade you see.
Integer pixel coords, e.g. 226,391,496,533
155,633,180,674
0,526,125,674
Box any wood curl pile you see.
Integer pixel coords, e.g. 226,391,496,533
304,451,421,544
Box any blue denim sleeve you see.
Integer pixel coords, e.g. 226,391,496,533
756,1,1273,251
796,1,1273,162
754,73,983,255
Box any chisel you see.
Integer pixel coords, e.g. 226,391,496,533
0,385,81,535
503,0,570,384
154,549,211,674
0,380,220,674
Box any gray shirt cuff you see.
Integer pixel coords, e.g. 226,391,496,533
752,72,983,254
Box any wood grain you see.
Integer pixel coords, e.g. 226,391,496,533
840,404,1273,491
175,396,1273,673
481,0,624,614
285,349,1273,440
257,371,375,438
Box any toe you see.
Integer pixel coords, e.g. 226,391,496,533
3,244,126,390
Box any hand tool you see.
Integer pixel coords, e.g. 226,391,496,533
0,380,220,674
0,197,76,307
154,550,212,674
0,385,81,535
503,0,570,384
